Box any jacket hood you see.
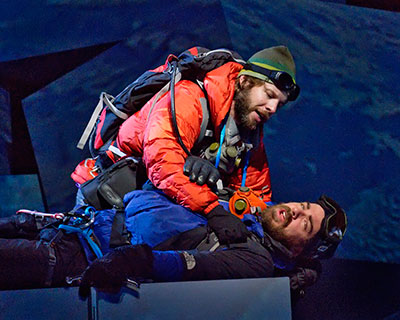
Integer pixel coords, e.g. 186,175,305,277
243,214,295,268
262,232,296,268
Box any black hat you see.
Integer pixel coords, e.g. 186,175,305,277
302,195,347,259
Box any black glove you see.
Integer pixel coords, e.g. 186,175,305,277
79,244,153,299
183,156,220,187
289,267,319,291
207,205,250,245
275,258,321,303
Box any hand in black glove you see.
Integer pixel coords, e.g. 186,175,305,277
207,205,250,245
289,267,319,291
183,156,220,188
286,259,321,303
79,244,153,299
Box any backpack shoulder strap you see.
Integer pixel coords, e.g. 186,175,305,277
197,96,210,145
77,93,128,150
196,81,213,146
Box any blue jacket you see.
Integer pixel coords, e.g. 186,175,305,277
75,189,310,287
82,190,265,262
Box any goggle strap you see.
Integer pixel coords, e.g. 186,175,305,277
243,63,299,101
244,63,281,82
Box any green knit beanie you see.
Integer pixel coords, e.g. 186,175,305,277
239,46,296,83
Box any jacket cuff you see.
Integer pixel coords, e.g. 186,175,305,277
203,201,221,216
206,204,228,219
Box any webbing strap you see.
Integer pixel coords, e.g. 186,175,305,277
241,150,251,187
196,232,221,252
77,92,129,150
59,225,103,259
44,229,64,286
202,48,246,65
147,81,170,118
108,144,127,158
215,119,228,169
102,93,129,120
197,97,209,145
77,94,104,150
147,71,183,119
44,245,57,287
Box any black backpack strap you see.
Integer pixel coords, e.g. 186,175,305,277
109,208,131,248
191,80,214,154
169,60,192,156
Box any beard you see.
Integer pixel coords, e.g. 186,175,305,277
233,87,255,130
261,205,292,245
261,204,305,254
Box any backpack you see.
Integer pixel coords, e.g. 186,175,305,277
76,46,245,157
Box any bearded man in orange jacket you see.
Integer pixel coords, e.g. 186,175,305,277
74,46,300,246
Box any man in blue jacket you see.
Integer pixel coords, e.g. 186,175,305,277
78,190,347,298
0,190,346,299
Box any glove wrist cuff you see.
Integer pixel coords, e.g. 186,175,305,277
116,244,154,277
207,205,229,219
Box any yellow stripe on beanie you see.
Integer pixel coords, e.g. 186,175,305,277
239,46,297,83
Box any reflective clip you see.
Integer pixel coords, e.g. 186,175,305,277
250,206,262,215
89,166,101,178
66,275,82,285
216,179,224,191
182,251,196,270
125,278,140,293
317,245,329,253
260,185,270,197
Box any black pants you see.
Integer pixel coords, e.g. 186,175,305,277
0,213,88,290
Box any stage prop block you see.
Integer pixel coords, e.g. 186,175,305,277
0,287,87,319
0,277,291,320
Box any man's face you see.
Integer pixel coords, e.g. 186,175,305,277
261,202,324,256
233,76,288,130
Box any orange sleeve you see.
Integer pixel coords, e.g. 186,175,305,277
142,80,220,214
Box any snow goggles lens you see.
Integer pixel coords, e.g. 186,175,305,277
318,195,347,242
302,196,347,259
244,63,300,101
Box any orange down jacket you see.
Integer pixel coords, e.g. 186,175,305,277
115,61,272,214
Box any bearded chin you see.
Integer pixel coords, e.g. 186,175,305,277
233,93,252,129
262,206,297,252
263,217,289,246
262,209,286,240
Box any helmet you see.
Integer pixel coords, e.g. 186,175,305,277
302,195,348,259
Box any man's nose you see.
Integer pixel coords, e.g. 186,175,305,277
291,208,303,219
265,100,279,115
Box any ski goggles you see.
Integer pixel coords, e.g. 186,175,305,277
303,195,348,259
244,63,300,101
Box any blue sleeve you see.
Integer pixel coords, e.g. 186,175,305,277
180,249,274,281
152,239,273,282
152,250,184,281
179,240,274,281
